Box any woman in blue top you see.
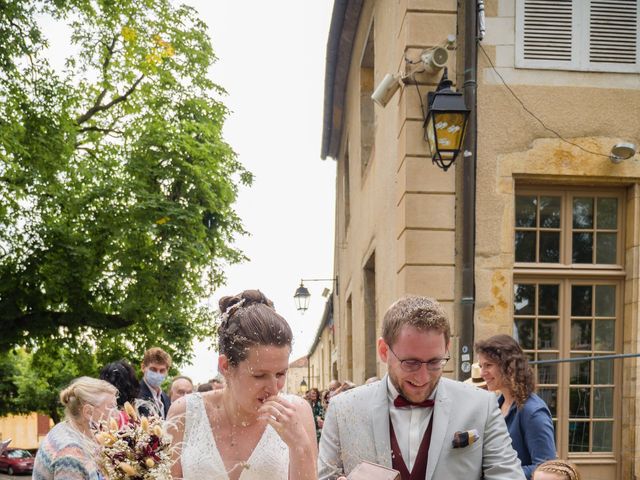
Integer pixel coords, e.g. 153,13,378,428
476,334,557,480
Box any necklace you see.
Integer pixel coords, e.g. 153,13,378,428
221,395,252,447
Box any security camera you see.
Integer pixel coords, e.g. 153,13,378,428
420,46,448,74
371,73,403,107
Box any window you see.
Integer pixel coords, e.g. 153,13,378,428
515,190,623,267
513,187,623,470
345,295,353,381
343,148,351,231
516,0,640,73
514,280,619,455
363,252,377,379
360,21,375,173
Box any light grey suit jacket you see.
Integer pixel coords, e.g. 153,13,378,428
318,376,526,480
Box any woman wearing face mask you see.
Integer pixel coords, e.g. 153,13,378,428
168,289,317,480
138,347,172,419
33,377,118,480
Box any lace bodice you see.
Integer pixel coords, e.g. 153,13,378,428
180,393,289,480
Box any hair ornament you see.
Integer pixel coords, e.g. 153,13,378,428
221,297,245,326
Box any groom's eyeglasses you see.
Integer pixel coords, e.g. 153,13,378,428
388,346,450,372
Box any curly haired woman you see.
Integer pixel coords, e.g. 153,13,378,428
533,459,581,480
476,334,556,480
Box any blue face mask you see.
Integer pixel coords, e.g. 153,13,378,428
145,370,166,388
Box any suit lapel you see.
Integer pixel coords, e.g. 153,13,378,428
371,375,392,467
426,378,452,480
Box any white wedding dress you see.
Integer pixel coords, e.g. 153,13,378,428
180,393,290,480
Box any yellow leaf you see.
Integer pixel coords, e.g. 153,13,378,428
121,26,137,42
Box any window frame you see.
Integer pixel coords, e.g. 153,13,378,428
513,185,625,472
514,188,625,270
515,0,640,73
513,276,623,463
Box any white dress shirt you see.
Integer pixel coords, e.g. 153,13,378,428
387,377,437,471
144,379,166,418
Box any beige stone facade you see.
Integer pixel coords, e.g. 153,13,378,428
307,297,337,390
317,0,640,477
285,356,308,395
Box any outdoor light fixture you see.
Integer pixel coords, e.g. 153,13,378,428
610,142,637,164
299,378,308,394
293,282,311,313
423,68,470,171
293,277,337,313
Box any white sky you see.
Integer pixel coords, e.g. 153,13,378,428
178,1,337,383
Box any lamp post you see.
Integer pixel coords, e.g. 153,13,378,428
423,68,470,171
293,278,338,313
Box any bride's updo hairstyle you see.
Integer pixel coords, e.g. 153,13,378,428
218,289,293,366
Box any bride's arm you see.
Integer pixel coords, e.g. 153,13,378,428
258,396,318,480
166,397,187,479
288,398,318,480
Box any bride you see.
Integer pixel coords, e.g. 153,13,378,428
168,290,317,480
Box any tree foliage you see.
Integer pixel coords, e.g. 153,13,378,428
12,343,98,423
0,0,251,363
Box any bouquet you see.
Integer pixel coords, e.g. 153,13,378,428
92,402,173,480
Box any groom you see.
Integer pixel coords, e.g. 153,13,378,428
318,296,526,480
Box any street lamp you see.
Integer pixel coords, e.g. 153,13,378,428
299,378,308,394
423,68,470,171
293,282,311,313
293,278,338,313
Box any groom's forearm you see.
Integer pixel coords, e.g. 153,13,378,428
317,406,344,480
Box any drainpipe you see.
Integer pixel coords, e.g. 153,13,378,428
459,0,478,380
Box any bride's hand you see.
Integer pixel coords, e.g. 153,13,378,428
257,395,315,450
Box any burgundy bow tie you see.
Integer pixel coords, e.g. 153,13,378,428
394,395,435,408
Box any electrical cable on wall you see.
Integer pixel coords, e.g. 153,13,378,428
478,43,610,159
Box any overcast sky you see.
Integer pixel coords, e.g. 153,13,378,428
178,1,337,383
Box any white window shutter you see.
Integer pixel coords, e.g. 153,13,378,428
516,0,640,72
516,0,575,69
588,0,638,70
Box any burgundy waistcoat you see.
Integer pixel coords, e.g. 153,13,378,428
389,412,434,480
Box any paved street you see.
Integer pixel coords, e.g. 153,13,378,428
0,473,31,479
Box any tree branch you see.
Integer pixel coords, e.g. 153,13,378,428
0,311,135,349
89,36,118,109
76,74,145,125
77,126,124,135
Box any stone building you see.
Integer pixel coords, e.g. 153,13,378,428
317,0,640,477
285,355,308,395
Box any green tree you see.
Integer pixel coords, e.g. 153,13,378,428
0,1,251,362
13,343,98,424
0,350,25,417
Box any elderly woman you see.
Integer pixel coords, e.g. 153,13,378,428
33,377,118,480
476,334,557,480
